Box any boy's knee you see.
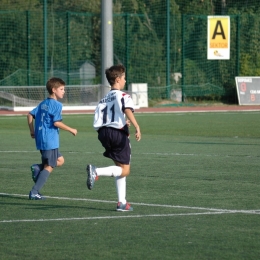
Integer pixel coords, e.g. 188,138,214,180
121,169,130,177
57,156,65,167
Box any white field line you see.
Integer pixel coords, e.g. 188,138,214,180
0,116,26,119
0,151,38,153
1,193,260,224
134,112,260,116
0,192,259,213
0,114,95,118
0,212,229,223
1,111,260,117
0,150,259,159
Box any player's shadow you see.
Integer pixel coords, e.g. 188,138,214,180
0,194,115,212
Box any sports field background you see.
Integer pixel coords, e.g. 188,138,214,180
1,110,260,259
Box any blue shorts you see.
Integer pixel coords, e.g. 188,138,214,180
40,149,62,168
98,127,131,165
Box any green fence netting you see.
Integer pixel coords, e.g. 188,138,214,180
0,0,259,103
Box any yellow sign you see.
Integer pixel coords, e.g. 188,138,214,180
207,16,230,60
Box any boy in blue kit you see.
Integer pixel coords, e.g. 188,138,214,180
27,77,77,200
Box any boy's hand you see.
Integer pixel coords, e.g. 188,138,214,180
126,119,131,127
124,109,141,141
71,128,77,136
135,128,141,141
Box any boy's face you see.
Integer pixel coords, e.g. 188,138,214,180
52,85,65,99
117,73,126,89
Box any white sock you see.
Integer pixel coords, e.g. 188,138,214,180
96,166,122,177
115,176,126,204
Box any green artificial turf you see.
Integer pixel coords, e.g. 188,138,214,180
0,111,260,259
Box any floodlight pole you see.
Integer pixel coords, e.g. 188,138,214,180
101,0,113,96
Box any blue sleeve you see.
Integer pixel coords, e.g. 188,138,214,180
50,100,63,122
30,106,38,118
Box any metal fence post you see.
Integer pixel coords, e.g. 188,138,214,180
26,11,31,86
166,0,170,98
43,0,47,86
236,15,240,77
67,11,71,85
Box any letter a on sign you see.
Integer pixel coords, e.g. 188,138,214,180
207,16,230,60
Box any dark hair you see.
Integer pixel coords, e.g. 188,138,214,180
46,77,65,94
105,64,125,86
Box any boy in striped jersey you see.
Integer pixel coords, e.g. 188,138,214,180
86,64,141,211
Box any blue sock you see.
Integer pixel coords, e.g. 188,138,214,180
31,169,50,195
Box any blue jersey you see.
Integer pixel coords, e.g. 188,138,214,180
30,98,62,150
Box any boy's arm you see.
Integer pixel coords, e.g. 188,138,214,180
54,121,77,136
124,109,141,141
27,113,35,138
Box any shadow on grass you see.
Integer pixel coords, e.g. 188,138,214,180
0,194,115,212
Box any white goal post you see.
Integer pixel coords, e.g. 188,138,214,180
0,84,146,111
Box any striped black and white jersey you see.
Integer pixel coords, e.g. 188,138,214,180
93,89,134,132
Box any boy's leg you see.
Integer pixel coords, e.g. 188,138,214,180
94,163,129,177
30,168,50,196
86,164,133,211
115,176,126,204
88,127,132,210
29,149,59,200
114,164,133,211
86,165,122,190
31,164,43,183
113,163,129,204
96,166,122,177
116,175,133,211
57,156,64,167
86,163,130,190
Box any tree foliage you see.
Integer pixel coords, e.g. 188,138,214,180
0,0,259,104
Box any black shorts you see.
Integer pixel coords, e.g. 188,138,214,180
40,149,62,168
98,127,131,165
